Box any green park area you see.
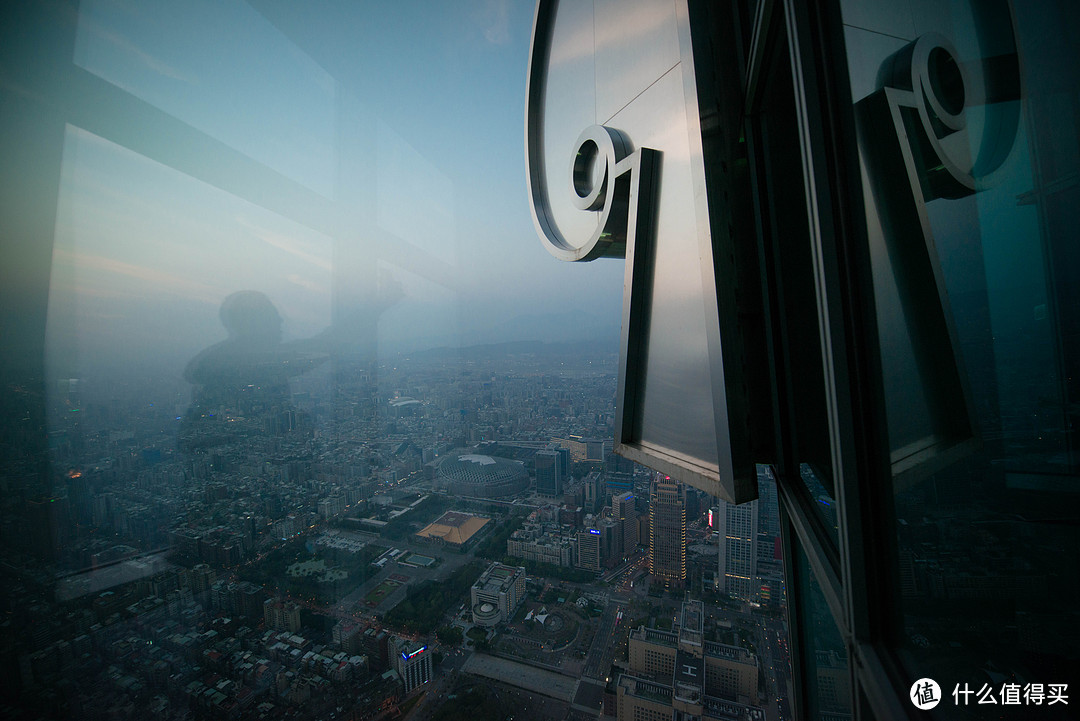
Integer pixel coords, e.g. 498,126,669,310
364,578,402,606
287,558,348,582
383,560,484,635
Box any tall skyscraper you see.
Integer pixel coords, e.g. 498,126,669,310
556,446,571,481
717,496,759,602
583,470,602,513
612,491,638,557
648,473,686,588
535,449,562,498
577,527,602,572
756,466,780,566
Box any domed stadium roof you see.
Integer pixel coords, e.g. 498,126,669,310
437,452,529,499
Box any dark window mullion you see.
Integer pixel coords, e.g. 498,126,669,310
781,1,915,719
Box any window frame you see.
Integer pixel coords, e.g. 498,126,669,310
736,0,921,718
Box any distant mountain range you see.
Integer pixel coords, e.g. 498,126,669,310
401,337,619,361
383,310,621,357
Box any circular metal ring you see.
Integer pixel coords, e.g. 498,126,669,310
569,126,617,212
912,34,968,134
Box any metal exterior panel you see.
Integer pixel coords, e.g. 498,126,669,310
526,0,758,503
593,0,681,123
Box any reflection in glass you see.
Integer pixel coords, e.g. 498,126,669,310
843,0,1080,715
74,0,336,197
795,544,852,719
747,24,839,546
2,2,798,720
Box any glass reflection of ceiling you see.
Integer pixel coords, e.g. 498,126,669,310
75,0,336,199
47,125,333,379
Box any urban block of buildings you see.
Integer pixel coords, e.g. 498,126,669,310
616,601,764,721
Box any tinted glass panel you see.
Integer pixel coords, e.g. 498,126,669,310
843,1,1080,716
748,25,840,548
0,3,794,719
794,542,852,719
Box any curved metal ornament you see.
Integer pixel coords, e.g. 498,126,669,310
525,2,651,263
856,24,1022,486
522,0,759,505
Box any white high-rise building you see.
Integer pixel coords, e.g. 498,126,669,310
391,638,432,693
717,497,759,602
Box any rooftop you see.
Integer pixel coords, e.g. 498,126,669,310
632,626,678,648
619,674,673,705
704,641,754,664
473,562,525,594
415,511,490,545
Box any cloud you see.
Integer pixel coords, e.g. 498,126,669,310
235,215,332,272
286,273,330,295
52,248,219,304
81,15,200,85
482,0,512,45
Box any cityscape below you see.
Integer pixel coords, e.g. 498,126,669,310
0,341,796,721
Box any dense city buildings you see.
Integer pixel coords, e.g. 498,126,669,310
617,601,763,721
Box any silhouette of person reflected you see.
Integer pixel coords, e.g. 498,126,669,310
180,282,402,452
180,291,325,450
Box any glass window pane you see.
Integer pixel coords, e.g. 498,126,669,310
748,24,840,547
842,1,1080,716
794,542,853,718
2,4,796,720
75,0,336,198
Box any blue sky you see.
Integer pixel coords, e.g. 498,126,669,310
48,0,625,381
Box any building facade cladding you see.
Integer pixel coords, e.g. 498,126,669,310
648,475,686,587
470,562,526,625
435,453,528,499
717,498,758,602
524,1,1080,716
628,628,677,678
616,676,674,721
702,642,758,704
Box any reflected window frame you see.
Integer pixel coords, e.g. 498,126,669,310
732,0,920,718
